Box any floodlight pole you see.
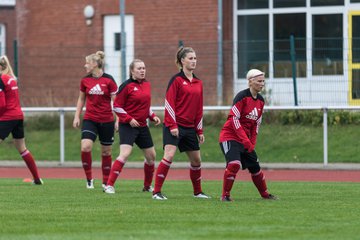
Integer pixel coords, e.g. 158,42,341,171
120,0,126,83
217,0,223,105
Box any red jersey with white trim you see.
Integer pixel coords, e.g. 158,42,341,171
80,73,117,123
219,88,264,152
0,74,23,121
164,70,203,135
113,78,156,127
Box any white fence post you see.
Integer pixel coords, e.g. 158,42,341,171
323,107,328,166
59,109,65,165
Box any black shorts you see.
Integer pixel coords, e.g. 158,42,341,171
81,119,114,146
119,123,154,149
0,120,25,140
219,140,260,170
163,125,200,152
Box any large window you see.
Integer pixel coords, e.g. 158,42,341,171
237,15,268,78
312,14,343,75
236,1,346,79
352,15,360,64
0,24,5,56
274,13,306,77
351,15,360,98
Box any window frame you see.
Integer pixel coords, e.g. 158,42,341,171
0,23,6,56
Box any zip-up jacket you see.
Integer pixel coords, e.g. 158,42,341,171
113,78,156,127
164,70,203,135
219,88,264,152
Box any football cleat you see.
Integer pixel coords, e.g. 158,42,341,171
194,192,211,199
152,192,168,200
86,179,94,189
32,178,44,185
220,196,233,202
104,185,115,194
262,194,278,200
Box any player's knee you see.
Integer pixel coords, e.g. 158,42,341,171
163,151,175,162
227,161,241,174
144,148,156,161
81,146,91,152
145,158,155,166
146,153,156,162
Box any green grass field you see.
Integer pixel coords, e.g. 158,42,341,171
0,179,359,240
1,124,360,163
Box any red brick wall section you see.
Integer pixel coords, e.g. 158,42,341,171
15,0,223,106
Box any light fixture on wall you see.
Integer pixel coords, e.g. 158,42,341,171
83,5,95,26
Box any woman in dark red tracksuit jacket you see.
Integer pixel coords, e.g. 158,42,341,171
0,55,42,185
104,59,161,194
152,47,210,200
219,69,277,201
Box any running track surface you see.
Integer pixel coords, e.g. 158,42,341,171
0,167,359,182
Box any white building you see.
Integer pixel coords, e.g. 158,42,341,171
234,0,360,106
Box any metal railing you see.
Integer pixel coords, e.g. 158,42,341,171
22,106,360,166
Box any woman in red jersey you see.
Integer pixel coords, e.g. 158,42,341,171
219,69,277,201
0,55,43,185
73,51,118,189
104,59,161,194
152,47,210,200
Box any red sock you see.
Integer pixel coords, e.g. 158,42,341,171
106,158,125,186
21,150,40,180
251,170,269,198
190,165,202,194
102,155,112,185
144,161,155,188
153,158,172,193
222,160,241,197
81,151,92,181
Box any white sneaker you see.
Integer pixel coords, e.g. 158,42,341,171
152,192,167,200
194,192,211,199
104,185,115,194
102,184,106,191
86,179,94,189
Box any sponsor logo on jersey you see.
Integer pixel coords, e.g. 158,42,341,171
11,86,18,90
89,84,104,95
183,81,188,85
134,87,138,91
246,107,259,120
